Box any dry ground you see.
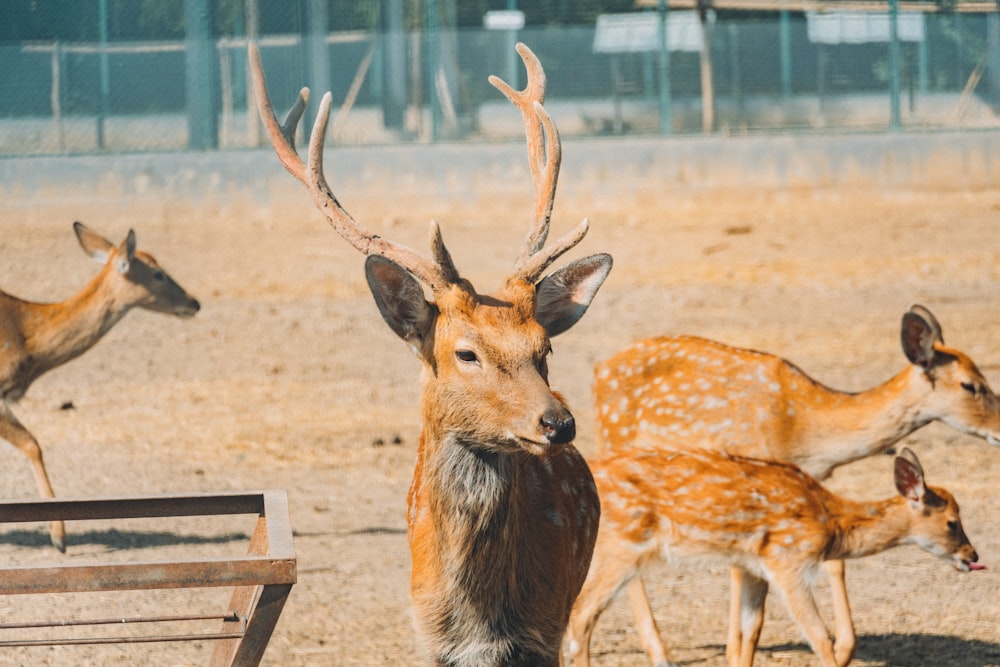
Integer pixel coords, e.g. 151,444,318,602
0,180,998,666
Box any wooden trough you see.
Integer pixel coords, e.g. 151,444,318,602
0,489,296,666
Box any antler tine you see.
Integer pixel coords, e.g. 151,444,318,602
489,43,561,267
490,43,590,283
248,43,308,183
428,220,462,285
249,43,449,292
516,218,591,284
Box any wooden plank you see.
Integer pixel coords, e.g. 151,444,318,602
0,556,296,595
0,491,265,523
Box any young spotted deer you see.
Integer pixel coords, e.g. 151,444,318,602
0,222,200,551
589,305,1000,667
567,447,983,667
249,42,612,666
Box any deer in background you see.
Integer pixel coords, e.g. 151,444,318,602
0,222,200,551
566,446,983,667
588,304,1000,667
249,42,612,666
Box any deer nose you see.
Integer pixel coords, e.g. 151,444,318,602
541,408,575,445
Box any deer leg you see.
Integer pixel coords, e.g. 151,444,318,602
823,559,856,667
774,572,837,667
735,571,769,667
567,552,667,667
625,576,676,667
726,566,744,667
0,404,65,552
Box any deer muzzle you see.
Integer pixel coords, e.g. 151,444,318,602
540,405,576,446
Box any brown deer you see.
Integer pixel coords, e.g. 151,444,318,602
566,447,983,667
0,222,200,551
248,42,612,666
588,304,1000,667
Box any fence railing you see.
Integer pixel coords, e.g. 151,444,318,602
1,12,998,156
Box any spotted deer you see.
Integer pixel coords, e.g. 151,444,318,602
566,447,983,667
249,42,612,666
588,305,1000,667
0,222,200,551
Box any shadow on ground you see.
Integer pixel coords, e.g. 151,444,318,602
751,634,1000,667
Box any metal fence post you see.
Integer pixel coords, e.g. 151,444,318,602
427,0,440,142
889,0,902,130
304,0,330,139
97,0,110,149
185,0,218,149
780,8,791,98
657,0,673,135
382,0,407,130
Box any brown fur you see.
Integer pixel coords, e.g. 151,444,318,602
589,307,1000,666
0,222,198,551
401,279,602,666
250,41,613,665
568,448,979,667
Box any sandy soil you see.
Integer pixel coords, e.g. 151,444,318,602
0,180,998,666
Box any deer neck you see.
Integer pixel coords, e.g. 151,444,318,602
791,369,926,479
407,429,548,662
426,434,521,540
22,265,129,372
826,496,911,561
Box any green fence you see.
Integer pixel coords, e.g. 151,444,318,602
1,8,999,156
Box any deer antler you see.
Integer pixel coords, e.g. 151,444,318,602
248,43,454,292
489,43,590,284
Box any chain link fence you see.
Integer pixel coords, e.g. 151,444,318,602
2,6,999,156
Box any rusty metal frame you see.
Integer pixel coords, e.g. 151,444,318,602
0,490,296,667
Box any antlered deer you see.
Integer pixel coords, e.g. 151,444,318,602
566,447,983,667
588,305,1000,667
0,222,200,551
249,42,612,666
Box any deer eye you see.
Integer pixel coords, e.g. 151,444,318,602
947,520,959,534
153,270,166,281
455,349,479,365
960,382,979,396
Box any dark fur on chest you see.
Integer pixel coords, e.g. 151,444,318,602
417,441,600,666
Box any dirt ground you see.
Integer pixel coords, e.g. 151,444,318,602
0,176,999,666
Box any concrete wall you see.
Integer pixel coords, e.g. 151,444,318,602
3,131,999,221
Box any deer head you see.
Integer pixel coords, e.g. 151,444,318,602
248,42,612,455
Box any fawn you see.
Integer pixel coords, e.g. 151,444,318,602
566,447,983,667
591,305,1000,666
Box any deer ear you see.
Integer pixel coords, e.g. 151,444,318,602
534,253,613,337
894,447,927,505
900,306,942,368
74,221,115,264
365,255,436,355
113,230,137,275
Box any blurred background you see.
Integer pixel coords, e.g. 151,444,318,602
3,0,1000,156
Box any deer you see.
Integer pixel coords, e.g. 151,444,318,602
566,446,984,667
0,222,200,552
248,42,613,666
585,304,1000,667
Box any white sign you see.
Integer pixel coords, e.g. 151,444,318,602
484,10,526,31
806,12,926,44
593,12,713,54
